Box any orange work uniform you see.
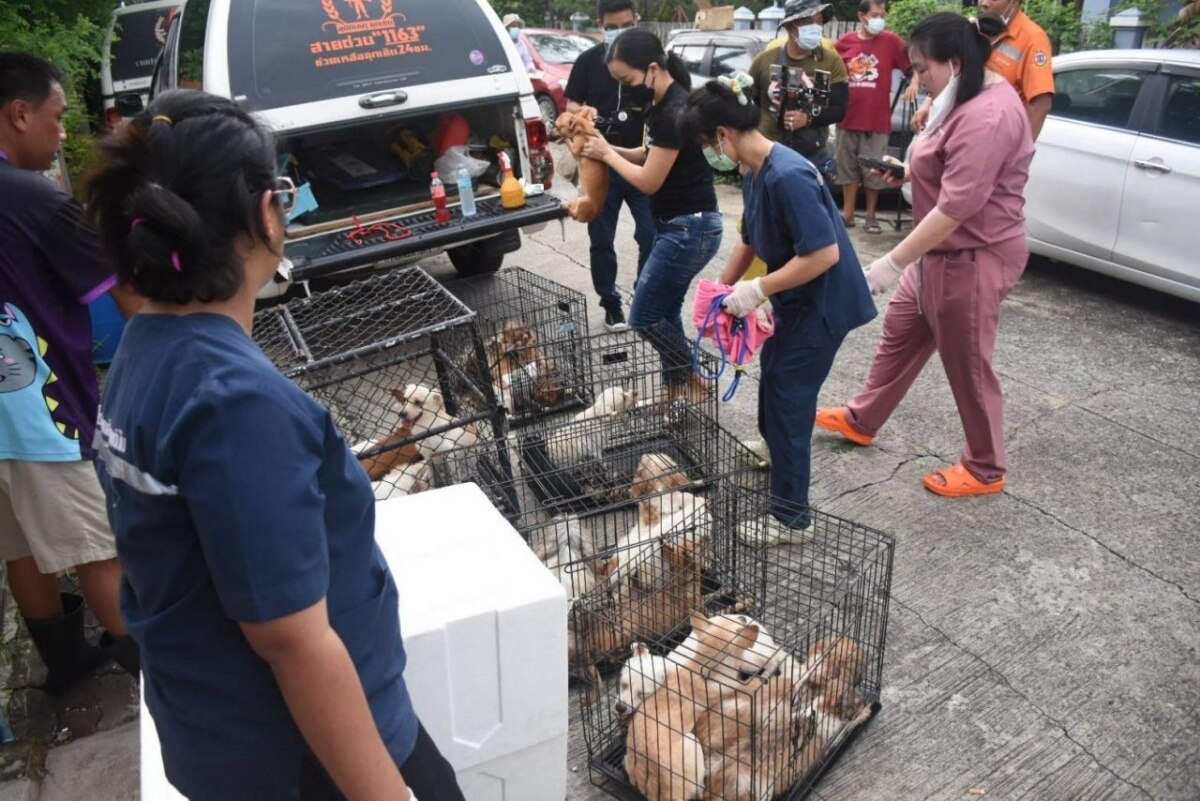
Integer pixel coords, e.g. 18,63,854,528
987,10,1055,106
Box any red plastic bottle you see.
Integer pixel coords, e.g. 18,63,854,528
430,171,450,224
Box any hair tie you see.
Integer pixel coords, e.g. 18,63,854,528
715,73,752,106
170,251,182,273
151,114,174,125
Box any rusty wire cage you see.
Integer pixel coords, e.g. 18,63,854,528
574,489,895,801
252,267,510,500
443,267,591,426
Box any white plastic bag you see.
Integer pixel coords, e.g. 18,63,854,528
435,145,489,181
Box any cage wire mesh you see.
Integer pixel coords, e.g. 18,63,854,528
443,268,591,426
574,488,894,801
251,267,510,500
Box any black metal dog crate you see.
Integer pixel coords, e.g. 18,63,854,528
573,489,895,801
443,267,590,427
252,267,511,500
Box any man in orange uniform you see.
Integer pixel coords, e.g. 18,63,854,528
977,0,1054,139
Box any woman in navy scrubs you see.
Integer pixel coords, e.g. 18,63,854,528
681,74,876,545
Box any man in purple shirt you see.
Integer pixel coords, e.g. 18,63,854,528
0,50,139,693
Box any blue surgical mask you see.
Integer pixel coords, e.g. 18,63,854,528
702,138,738,172
866,17,886,35
508,27,521,42
795,24,823,51
604,29,622,45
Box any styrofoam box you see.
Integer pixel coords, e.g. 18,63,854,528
141,483,568,800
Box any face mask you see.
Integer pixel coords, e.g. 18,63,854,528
866,17,886,35
508,28,521,42
703,138,737,172
626,70,655,106
922,70,959,136
795,24,823,51
604,29,622,45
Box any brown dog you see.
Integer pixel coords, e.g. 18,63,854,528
556,110,609,223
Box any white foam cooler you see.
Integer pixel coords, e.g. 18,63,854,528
140,483,568,800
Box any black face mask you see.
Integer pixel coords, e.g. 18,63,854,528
626,70,655,108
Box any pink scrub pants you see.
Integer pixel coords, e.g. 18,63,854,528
845,235,1028,483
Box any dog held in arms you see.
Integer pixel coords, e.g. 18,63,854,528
556,110,609,223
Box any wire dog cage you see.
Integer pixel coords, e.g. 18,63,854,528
443,268,590,426
252,267,510,500
575,489,895,801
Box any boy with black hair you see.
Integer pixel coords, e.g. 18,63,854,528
0,50,139,693
563,0,655,331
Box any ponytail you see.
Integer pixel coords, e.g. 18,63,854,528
908,11,1003,107
606,28,690,89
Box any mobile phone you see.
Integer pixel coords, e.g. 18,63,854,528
857,155,905,179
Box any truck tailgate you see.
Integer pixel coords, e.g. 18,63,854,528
286,194,567,282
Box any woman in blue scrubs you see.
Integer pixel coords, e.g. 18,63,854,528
681,74,876,545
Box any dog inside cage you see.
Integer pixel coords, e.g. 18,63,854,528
569,492,894,801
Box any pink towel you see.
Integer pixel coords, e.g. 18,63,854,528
692,279,775,365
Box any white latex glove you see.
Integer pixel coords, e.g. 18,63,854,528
865,252,904,295
721,277,766,318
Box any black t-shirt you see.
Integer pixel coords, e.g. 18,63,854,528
644,82,717,219
564,43,645,148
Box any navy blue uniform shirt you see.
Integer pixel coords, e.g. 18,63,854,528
94,313,418,800
741,144,875,338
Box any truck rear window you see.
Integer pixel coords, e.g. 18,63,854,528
226,0,511,111
110,7,176,85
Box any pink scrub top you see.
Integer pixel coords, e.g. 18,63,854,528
908,81,1035,252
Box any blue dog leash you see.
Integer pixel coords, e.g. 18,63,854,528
692,293,751,402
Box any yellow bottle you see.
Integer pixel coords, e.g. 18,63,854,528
499,152,526,210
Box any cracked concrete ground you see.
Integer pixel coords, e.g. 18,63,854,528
5,163,1195,799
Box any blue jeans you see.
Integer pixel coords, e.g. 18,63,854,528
628,211,723,384
758,305,845,529
587,171,655,312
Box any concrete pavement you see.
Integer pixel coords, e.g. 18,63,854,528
2,171,1196,800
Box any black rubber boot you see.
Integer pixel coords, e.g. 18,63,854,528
100,631,140,677
23,592,107,696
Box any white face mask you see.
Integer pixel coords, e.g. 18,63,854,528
922,70,959,136
795,24,823,51
604,29,621,45
866,17,886,35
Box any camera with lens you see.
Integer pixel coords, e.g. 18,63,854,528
769,64,832,120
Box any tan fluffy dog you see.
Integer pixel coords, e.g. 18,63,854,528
556,111,609,223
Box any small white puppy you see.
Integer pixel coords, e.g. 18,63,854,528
392,383,479,456
614,642,671,721
545,385,637,466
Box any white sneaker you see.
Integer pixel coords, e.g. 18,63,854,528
744,438,770,468
738,516,813,547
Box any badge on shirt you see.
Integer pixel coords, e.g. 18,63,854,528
1033,50,1048,67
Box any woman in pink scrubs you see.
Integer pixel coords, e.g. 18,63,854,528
816,12,1035,497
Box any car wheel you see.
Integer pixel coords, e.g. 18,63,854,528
536,93,559,127
448,242,504,277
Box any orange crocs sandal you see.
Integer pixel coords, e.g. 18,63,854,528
922,462,1005,498
815,407,875,446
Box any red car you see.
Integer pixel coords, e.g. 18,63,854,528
518,28,600,124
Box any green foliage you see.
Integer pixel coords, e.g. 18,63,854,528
884,0,967,38
1024,0,1084,52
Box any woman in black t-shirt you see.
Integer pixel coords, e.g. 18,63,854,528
581,29,721,400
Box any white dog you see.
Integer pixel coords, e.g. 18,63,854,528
545,386,637,466
391,383,480,457
534,516,597,602
614,641,671,721
371,460,433,500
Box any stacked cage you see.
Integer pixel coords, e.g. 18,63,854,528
252,267,511,501
574,489,895,801
443,267,591,426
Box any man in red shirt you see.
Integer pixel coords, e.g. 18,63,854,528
835,0,914,234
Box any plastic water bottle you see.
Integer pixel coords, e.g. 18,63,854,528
430,171,450,224
456,166,477,217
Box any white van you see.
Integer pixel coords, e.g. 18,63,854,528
151,0,561,288
100,0,184,129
